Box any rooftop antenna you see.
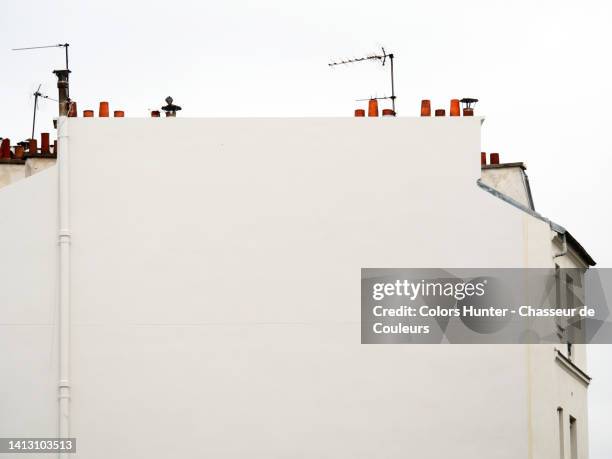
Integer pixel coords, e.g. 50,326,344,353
31,84,58,140
12,43,70,96
329,47,396,114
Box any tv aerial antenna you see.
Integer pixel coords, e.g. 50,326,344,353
12,43,70,96
329,47,396,114
30,84,58,140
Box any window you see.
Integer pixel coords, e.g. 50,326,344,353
565,273,583,334
555,265,561,306
566,274,575,309
558,408,565,459
555,265,566,342
569,416,577,459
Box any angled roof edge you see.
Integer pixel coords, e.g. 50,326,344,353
476,179,596,266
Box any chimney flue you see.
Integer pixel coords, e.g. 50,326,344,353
52,69,71,116
460,98,478,116
490,153,500,164
354,109,365,117
161,97,181,117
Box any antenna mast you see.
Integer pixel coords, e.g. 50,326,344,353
329,47,396,114
32,84,41,140
31,84,58,140
12,43,70,96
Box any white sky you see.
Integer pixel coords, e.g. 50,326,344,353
1,0,611,456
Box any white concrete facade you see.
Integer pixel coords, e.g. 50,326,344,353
25,157,57,178
0,157,57,188
0,161,27,188
0,117,590,458
481,162,534,209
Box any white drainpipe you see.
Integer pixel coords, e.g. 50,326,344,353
57,115,71,459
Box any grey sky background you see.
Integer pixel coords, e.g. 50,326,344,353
1,0,611,456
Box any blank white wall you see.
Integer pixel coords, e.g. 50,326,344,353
0,167,58,441
64,118,530,458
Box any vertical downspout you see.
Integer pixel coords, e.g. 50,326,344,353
57,114,71,459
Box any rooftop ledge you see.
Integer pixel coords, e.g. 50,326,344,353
482,162,526,170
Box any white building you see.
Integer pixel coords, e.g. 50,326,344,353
0,114,594,458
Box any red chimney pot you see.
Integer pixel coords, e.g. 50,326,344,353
450,99,461,117
68,101,77,117
0,138,11,159
421,100,431,117
41,133,50,153
29,138,38,155
368,99,379,117
99,101,109,118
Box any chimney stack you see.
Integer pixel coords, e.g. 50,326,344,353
52,70,71,116
490,153,500,164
